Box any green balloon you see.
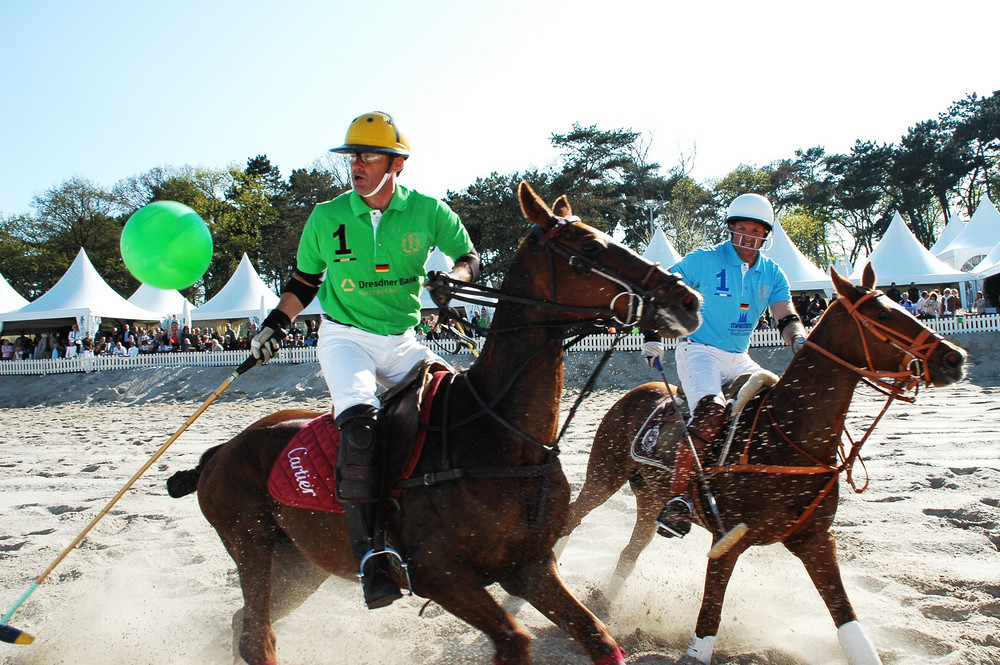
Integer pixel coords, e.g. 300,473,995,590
121,201,213,290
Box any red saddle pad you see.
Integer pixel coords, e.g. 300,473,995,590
267,370,450,513
268,413,344,513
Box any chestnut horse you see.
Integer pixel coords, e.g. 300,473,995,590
560,265,967,665
167,182,701,665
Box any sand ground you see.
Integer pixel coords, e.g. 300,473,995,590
0,334,997,664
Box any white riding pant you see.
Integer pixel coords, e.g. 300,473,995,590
316,319,451,418
675,340,761,410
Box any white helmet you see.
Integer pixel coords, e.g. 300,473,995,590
725,193,774,233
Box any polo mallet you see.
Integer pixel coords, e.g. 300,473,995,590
652,357,748,559
0,355,258,644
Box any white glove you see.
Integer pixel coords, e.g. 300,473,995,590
641,340,664,368
793,335,807,354
250,310,289,365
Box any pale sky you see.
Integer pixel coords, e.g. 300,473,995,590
2,0,997,218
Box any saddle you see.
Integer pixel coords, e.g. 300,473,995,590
630,370,779,471
268,360,453,512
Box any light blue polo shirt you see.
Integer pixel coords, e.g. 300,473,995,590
672,242,790,353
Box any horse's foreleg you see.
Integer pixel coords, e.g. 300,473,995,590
423,575,533,665
687,544,746,664
784,531,882,665
609,471,668,594
502,555,624,665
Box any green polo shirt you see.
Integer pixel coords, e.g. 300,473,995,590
296,185,474,335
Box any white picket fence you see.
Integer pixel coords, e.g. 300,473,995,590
2,314,997,377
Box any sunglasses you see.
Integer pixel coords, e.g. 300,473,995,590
346,152,385,164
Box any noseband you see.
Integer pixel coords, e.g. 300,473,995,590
803,290,944,402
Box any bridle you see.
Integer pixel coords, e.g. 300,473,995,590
801,289,944,403
707,287,949,543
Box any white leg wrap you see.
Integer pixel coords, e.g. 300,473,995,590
837,621,882,665
686,634,715,664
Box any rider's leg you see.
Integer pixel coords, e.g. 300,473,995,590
656,394,727,538
335,403,401,609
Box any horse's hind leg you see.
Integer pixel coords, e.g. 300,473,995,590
784,530,882,665
229,535,331,664
502,555,624,665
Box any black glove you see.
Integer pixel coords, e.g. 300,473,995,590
424,270,455,308
251,309,290,364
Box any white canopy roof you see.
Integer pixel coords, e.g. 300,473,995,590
128,283,194,317
850,212,971,286
0,270,28,313
935,196,1000,270
762,219,832,293
0,248,163,331
929,214,966,255
191,253,279,321
643,227,682,268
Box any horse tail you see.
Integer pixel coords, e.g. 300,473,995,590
166,444,223,498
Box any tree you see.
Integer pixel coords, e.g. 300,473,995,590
30,177,129,294
549,123,641,235
0,214,43,298
825,141,895,261
266,166,349,288
659,176,718,255
781,207,834,267
893,119,971,246
446,170,553,283
946,91,1000,214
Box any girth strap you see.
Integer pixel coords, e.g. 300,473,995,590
394,459,562,489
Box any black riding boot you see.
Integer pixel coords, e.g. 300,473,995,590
335,404,401,610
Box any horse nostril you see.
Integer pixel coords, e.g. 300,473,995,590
944,351,963,367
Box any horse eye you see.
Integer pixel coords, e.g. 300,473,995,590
580,239,604,257
878,309,891,321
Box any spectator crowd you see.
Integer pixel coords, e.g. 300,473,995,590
0,318,322,361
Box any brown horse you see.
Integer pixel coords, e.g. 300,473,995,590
559,264,967,665
166,182,701,665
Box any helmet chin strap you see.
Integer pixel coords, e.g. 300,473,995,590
359,172,394,199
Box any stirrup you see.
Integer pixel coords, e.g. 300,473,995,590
358,547,413,597
656,497,692,539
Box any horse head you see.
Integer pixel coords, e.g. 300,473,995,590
514,182,701,338
816,264,967,390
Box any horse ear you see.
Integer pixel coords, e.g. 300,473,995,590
518,181,553,226
551,195,573,219
861,263,876,289
830,265,856,300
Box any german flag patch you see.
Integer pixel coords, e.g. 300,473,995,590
375,264,390,273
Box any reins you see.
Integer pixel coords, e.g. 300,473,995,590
412,215,663,486
707,289,948,542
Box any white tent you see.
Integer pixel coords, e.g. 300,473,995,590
128,283,194,317
0,248,162,334
929,214,966,255
0,270,28,314
935,196,1000,270
972,238,1000,279
762,219,832,293
850,212,971,286
191,253,279,321
643,227,682,268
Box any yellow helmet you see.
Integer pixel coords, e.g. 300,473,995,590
330,111,410,158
